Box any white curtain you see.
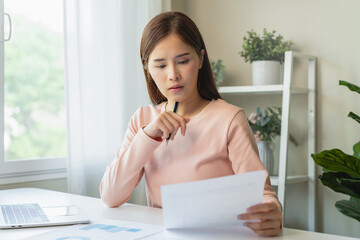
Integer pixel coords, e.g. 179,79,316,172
64,0,170,198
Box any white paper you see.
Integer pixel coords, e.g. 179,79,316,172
161,170,266,229
142,228,215,239
142,226,257,240
23,219,164,240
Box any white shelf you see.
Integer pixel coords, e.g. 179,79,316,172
270,175,308,186
218,85,308,95
221,51,317,231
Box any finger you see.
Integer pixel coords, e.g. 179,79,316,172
169,112,188,135
161,112,180,133
162,113,181,139
245,219,281,230
247,202,277,213
158,124,170,141
238,209,280,221
161,112,189,137
156,117,172,140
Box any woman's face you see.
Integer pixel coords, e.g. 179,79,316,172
147,33,204,103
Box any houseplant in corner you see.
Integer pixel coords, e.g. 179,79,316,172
210,59,226,86
248,106,282,175
311,80,360,222
239,29,293,85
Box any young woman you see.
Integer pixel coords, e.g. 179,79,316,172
100,11,282,236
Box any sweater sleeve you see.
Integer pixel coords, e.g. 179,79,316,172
227,110,282,209
100,110,162,207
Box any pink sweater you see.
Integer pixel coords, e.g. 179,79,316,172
100,99,279,208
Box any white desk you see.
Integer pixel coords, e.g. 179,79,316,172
0,188,357,240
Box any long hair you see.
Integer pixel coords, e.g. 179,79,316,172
140,11,221,105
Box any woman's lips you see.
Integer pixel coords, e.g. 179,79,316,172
169,85,183,93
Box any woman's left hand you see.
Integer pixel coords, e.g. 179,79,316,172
238,201,282,237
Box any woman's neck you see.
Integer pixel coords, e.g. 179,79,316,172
166,96,210,118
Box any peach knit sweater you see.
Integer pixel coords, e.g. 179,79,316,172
100,99,279,209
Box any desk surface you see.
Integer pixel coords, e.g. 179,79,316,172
0,188,357,240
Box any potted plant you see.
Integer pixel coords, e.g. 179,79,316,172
248,107,282,175
311,80,360,222
239,29,293,85
248,106,298,175
210,59,226,86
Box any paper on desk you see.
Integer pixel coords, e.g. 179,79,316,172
23,219,164,240
142,225,257,240
161,170,265,229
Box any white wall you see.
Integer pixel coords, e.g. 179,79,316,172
172,0,360,237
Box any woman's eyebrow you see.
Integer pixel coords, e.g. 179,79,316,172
175,52,190,58
153,53,190,62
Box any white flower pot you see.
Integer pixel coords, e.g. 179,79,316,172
257,141,274,175
252,60,282,85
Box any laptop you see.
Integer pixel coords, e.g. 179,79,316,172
0,203,90,229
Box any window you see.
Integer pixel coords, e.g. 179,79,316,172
0,0,67,183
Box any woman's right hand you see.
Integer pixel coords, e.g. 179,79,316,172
143,111,189,141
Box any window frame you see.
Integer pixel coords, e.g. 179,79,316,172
0,0,67,184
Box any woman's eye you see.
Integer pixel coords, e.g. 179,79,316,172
157,64,166,69
178,59,189,65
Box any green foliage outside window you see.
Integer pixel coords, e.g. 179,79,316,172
4,15,67,160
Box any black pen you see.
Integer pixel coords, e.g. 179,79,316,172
166,101,179,145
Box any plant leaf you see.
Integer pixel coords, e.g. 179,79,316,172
350,196,360,205
354,141,360,159
319,172,360,199
311,149,360,178
348,112,360,124
335,198,360,222
338,177,360,198
339,80,360,94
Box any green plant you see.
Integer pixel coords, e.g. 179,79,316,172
239,29,293,64
311,80,360,222
210,59,226,85
248,107,281,142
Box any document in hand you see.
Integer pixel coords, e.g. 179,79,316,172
161,170,266,229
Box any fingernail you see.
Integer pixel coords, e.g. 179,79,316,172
238,215,244,220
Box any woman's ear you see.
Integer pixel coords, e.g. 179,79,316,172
199,49,205,69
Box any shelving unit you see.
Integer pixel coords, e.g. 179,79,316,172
218,51,317,231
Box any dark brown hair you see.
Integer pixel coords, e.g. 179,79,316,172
140,11,221,105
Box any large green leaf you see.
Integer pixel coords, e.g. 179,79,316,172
312,149,360,178
354,141,360,159
339,80,360,94
335,197,360,222
319,172,360,199
339,178,360,198
348,112,360,124
350,196,360,205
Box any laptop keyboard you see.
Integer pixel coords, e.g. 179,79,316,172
1,203,50,225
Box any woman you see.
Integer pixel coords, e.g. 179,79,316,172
100,11,282,236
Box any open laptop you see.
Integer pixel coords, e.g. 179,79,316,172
0,203,90,229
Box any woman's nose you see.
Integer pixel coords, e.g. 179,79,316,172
168,64,179,81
